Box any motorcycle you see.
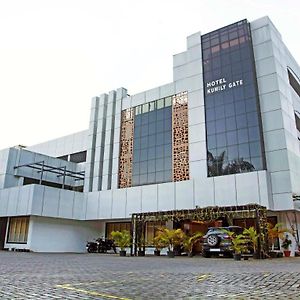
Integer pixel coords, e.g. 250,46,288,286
86,237,117,253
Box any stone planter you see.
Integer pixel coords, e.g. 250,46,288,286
167,250,175,258
233,253,241,261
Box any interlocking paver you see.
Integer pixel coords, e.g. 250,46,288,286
0,252,299,299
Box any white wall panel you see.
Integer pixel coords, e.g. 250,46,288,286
30,185,44,215
126,186,142,216
42,187,60,217
6,187,19,216
157,182,175,211
189,160,207,179
17,185,31,215
271,171,292,194
194,178,214,207
141,185,158,212
58,190,75,219
175,180,194,210
189,123,205,143
0,189,9,216
111,188,126,218
98,190,112,219
214,175,237,207
86,192,100,220
236,172,260,206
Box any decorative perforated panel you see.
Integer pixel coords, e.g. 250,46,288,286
118,108,134,188
172,91,190,181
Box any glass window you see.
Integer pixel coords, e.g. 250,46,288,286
132,175,139,186
141,125,148,137
156,109,164,121
226,117,236,131
142,103,149,113
70,151,87,163
249,142,261,157
149,101,156,111
156,133,164,145
156,171,164,182
148,111,156,123
148,134,156,146
156,159,164,172
107,222,131,240
135,106,141,115
140,136,148,149
216,133,227,148
156,146,164,158
235,101,246,115
238,143,250,158
215,119,226,133
7,217,29,243
148,147,156,160
140,174,148,185
237,128,248,144
148,159,156,173
215,105,225,119
164,157,172,170
140,149,148,161
131,103,175,186
202,19,265,177
156,99,164,109
156,120,164,132
148,172,156,183
248,126,260,142
165,97,172,107
226,131,238,146
164,144,172,156
227,145,238,160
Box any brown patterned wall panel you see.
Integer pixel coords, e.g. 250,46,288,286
172,91,190,181
118,108,134,188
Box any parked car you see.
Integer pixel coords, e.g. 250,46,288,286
202,226,245,257
86,237,117,253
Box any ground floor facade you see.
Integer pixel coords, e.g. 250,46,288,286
1,208,299,256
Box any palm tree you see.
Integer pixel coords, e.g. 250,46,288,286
207,151,226,176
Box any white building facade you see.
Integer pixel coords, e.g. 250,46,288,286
0,16,300,254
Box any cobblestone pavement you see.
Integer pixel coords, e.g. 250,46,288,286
0,252,300,299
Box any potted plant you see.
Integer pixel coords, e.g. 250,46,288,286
243,226,259,258
268,223,288,257
183,231,203,257
156,228,185,258
137,237,145,256
231,234,248,261
225,230,248,261
152,235,167,256
111,230,131,257
281,235,292,257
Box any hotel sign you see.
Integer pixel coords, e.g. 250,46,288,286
206,78,243,95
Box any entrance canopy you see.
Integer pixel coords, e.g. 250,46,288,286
131,203,268,258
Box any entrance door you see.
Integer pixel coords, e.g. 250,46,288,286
0,218,8,250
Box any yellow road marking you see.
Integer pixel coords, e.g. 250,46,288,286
56,284,132,300
197,274,211,282
67,280,119,286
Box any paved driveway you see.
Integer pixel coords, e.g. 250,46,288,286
0,251,299,299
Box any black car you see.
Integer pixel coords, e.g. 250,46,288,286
202,226,244,257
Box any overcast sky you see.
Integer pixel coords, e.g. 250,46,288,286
0,0,299,150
